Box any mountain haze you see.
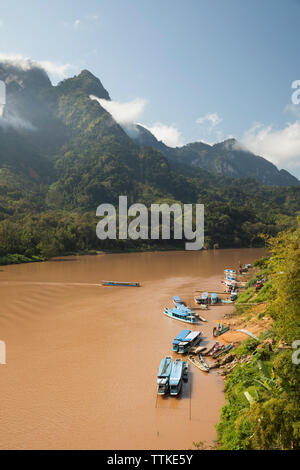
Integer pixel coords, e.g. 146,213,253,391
0,62,300,259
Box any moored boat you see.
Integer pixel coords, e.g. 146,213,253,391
157,356,172,395
198,354,210,371
212,343,233,359
189,345,207,355
173,296,184,306
169,359,184,396
203,342,222,356
164,307,197,324
182,361,189,381
188,355,210,372
201,292,209,304
197,314,207,322
177,331,202,354
224,268,236,275
211,292,218,304
194,297,209,309
213,322,230,337
172,329,191,352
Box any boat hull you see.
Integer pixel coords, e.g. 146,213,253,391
163,310,197,324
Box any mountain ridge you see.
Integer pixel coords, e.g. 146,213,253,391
132,126,299,186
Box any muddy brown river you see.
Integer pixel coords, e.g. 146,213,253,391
0,248,264,449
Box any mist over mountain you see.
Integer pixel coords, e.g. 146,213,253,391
0,61,300,256
132,126,299,186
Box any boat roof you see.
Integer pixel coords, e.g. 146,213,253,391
211,293,218,298
202,292,208,298
157,377,168,385
157,357,172,378
169,309,190,317
173,296,182,302
184,331,201,342
170,360,183,382
175,305,193,313
172,329,191,344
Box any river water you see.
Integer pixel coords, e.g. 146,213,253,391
0,248,264,449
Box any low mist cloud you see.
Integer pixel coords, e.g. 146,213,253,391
242,120,300,172
142,122,182,147
90,95,147,125
0,54,73,82
0,113,36,131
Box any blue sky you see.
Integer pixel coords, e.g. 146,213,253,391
0,0,300,176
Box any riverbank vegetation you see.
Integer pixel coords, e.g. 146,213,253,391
216,218,300,449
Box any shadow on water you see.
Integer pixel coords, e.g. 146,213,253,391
50,259,78,262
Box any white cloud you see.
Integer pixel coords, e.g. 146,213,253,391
90,95,182,146
285,103,300,119
65,15,99,29
39,60,72,79
196,112,224,142
196,112,222,128
142,122,182,147
86,14,99,21
0,53,73,82
242,120,300,171
90,95,147,125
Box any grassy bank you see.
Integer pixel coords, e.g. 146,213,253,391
215,219,300,450
0,253,46,266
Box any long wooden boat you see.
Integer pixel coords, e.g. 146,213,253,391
189,345,207,355
169,359,184,395
213,322,230,337
198,354,210,370
182,361,189,381
212,343,233,359
203,341,222,356
101,280,140,287
164,307,197,324
157,356,172,395
197,314,207,322
188,355,209,372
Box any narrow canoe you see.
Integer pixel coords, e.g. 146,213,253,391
188,355,210,372
101,280,140,287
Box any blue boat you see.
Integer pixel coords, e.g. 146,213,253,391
224,269,236,275
175,304,196,314
164,307,197,324
178,331,202,354
157,356,172,395
172,329,191,352
101,280,140,287
201,292,209,304
173,296,183,306
169,359,184,396
211,292,218,304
